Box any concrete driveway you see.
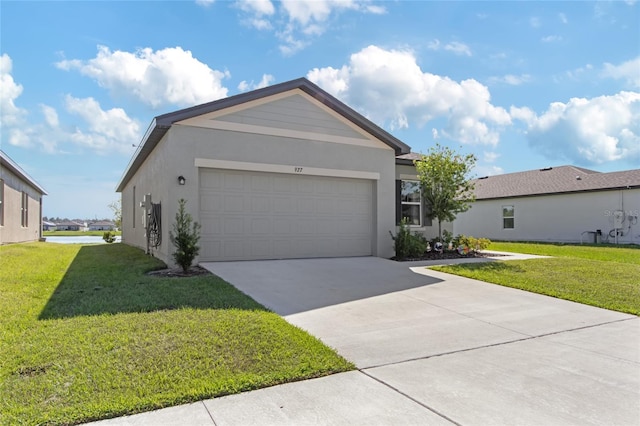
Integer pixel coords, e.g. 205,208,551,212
201,256,640,426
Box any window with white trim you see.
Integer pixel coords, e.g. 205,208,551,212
21,192,28,227
401,180,422,226
503,205,514,229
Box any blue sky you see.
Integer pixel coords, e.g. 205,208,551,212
1,1,639,219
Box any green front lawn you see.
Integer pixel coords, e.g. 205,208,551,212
431,242,640,315
0,243,353,425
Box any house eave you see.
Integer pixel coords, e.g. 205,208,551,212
0,150,48,195
475,185,640,201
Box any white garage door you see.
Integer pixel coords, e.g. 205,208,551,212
199,169,373,261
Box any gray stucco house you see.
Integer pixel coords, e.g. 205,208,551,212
0,150,48,244
454,166,640,244
116,78,445,265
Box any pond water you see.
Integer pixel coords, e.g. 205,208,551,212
45,236,122,244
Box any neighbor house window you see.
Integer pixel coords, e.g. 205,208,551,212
401,180,422,226
503,205,514,229
21,192,28,227
0,179,4,226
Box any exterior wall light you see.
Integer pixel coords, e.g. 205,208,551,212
178,176,186,185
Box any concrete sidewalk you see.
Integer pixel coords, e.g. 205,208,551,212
88,255,639,425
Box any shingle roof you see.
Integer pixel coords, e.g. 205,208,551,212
0,150,48,195
395,152,423,165
472,165,640,200
117,77,411,192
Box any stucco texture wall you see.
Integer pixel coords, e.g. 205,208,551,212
454,189,640,244
120,124,398,266
0,168,43,244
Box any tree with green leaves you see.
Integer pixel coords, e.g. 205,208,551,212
108,199,122,229
169,198,201,273
415,144,477,241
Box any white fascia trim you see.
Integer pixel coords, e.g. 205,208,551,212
195,158,380,180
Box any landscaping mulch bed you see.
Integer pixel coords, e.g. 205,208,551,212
393,250,504,262
147,265,213,278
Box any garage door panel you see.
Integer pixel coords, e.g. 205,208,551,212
224,195,245,212
223,217,245,234
250,217,270,234
199,169,372,261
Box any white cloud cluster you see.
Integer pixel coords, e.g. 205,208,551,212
0,54,27,127
488,74,531,86
234,0,386,55
1,54,140,155
8,97,141,155
308,45,510,145
56,45,229,108
427,39,472,56
64,96,141,154
513,91,640,164
238,74,275,92
602,56,640,88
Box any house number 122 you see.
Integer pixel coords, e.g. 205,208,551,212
294,167,303,173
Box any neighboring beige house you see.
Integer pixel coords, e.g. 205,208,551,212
117,78,412,264
453,166,640,245
43,220,56,231
0,150,48,244
88,221,116,231
55,221,84,231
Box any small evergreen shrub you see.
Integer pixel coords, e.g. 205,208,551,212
169,199,201,273
102,231,116,243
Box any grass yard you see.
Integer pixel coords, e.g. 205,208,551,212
431,242,640,315
0,243,353,425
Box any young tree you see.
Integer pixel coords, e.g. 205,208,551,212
169,198,201,273
108,199,122,229
415,144,477,241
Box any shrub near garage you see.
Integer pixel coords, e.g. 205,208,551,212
390,218,428,260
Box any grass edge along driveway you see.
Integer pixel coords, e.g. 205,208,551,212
431,242,640,316
0,243,354,425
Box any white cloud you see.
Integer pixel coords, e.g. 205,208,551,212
41,104,59,127
515,91,640,164
236,0,275,29
559,13,568,24
307,45,510,145
0,54,27,127
530,17,541,28
238,74,275,91
483,151,500,163
236,0,386,54
541,35,562,43
427,39,472,56
475,165,504,177
488,74,531,86
64,96,141,154
195,0,215,7
602,57,640,88
56,45,230,108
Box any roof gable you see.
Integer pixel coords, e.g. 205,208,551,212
472,165,640,199
117,78,410,192
0,150,48,195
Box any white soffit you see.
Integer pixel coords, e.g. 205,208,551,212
195,158,380,180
